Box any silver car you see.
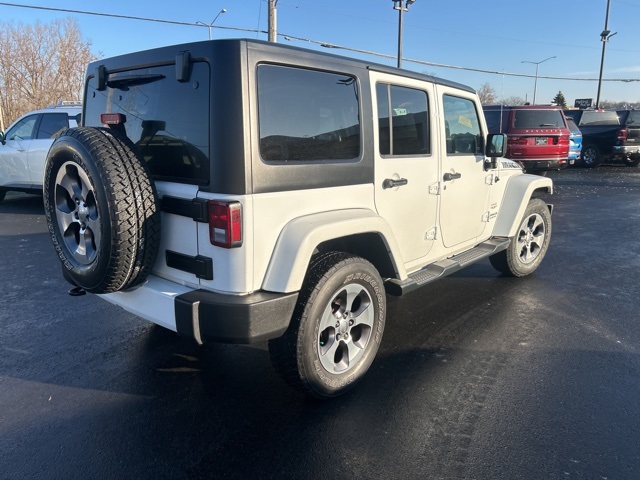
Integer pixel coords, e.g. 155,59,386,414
0,103,81,202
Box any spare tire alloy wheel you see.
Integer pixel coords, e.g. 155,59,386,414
490,198,552,277
44,127,161,294
269,252,386,398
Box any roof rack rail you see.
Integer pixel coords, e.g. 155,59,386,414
49,101,82,108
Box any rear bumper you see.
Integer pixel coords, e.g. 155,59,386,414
613,145,640,158
102,275,298,344
516,158,568,172
175,289,298,344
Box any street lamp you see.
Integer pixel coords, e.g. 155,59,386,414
596,0,616,109
392,0,416,69
521,56,556,105
196,8,226,40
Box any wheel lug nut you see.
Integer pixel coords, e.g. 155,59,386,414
349,319,354,326
336,334,341,340
335,322,340,328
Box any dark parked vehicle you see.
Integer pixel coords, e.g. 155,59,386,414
483,105,570,174
563,109,639,167
616,110,640,166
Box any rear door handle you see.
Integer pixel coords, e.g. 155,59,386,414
443,172,462,182
383,178,408,189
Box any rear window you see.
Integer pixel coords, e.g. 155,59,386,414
577,111,620,126
85,63,210,185
625,111,640,125
258,65,360,162
513,110,566,129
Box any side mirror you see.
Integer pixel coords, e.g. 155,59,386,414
484,133,506,170
0,131,4,145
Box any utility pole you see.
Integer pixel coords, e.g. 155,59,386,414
596,0,616,109
268,0,278,42
392,0,416,69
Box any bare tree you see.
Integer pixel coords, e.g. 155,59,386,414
477,82,497,105
0,18,97,127
500,96,526,106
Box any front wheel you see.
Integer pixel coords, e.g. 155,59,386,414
490,198,552,277
269,252,386,399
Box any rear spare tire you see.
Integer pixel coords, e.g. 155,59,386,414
43,127,160,293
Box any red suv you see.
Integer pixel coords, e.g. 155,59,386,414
483,105,570,174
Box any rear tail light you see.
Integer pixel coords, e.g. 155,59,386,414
558,135,570,146
617,127,628,142
100,113,126,125
509,136,529,145
208,200,242,248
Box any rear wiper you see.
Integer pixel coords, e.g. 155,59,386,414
540,123,557,127
107,74,165,90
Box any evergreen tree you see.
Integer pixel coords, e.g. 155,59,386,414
552,91,568,109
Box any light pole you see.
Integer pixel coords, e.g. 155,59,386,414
521,56,556,105
596,0,616,109
196,8,226,40
392,0,416,69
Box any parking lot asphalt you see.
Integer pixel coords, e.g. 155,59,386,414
1,166,639,480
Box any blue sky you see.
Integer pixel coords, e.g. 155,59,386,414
1,0,639,104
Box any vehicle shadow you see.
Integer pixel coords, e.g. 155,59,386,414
0,191,44,215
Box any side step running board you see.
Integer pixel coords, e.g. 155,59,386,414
384,238,510,296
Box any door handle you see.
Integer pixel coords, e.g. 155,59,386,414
383,178,408,189
443,172,462,182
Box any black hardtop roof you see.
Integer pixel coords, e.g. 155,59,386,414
87,38,475,94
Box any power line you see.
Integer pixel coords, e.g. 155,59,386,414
1,2,639,83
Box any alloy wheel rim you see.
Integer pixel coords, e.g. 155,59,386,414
54,161,101,265
317,283,374,374
516,212,546,264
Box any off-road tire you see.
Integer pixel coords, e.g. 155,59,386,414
490,198,551,277
43,127,161,293
269,252,386,399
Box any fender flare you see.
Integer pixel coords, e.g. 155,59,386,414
262,209,405,293
492,174,553,238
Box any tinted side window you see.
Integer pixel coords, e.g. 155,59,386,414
258,65,360,162
37,113,70,139
443,96,483,155
85,63,210,184
513,110,566,128
376,83,430,156
7,115,38,141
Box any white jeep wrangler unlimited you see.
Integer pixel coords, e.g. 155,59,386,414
44,39,552,398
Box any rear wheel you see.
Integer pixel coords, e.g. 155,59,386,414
490,198,551,277
624,154,640,167
581,145,602,167
269,252,386,399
